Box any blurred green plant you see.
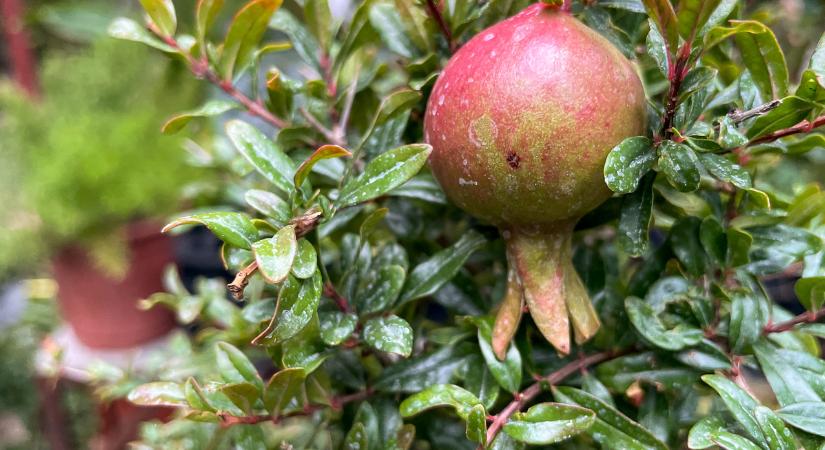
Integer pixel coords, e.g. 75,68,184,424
0,38,204,274
77,0,825,448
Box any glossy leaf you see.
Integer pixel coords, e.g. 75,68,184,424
294,145,351,189
699,153,752,189
374,344,474,393
108,17,176,52
270,271,322,341
196,0,224,49
753,406,797,450
263,368,305,415
604,136,655,194
553,387,668,450
503,403,595,445
291,238,317,279
337,144,432,207
363,315,413,357
618,172,655,256
303,0,333,50
399,230,486,303
216,342,263,391
268,10,320,69
162,100,236,134
641,0,679,55
319,311,357,345
795,277,825,312
128,382,187,407
163,212,258,250
754,341,821,407
626,296,704,350
776,402,825,437
747,96,814,139
226,120,295,193
356,265,406,314
466,404,487,444
138,0,176,37
244,189,290,222
676,0,721,42
701,375,765,443
400,384,481,419
252,225,297,284
659,140,702,192
219,0,282,80
475,318,522,393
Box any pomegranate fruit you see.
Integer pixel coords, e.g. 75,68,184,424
425,2,646,355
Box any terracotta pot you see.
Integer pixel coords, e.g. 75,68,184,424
52,221,177,349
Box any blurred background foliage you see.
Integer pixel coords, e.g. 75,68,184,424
1,0,825,449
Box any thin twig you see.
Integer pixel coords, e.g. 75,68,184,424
300,107,346,146
227,261,259,300
216,387,373,427
483,348,630,447
746,114,825,147
335,68,361,142
425,0,455,53
659,43,692,141
727,99,781,124
324,282,351,313
764,306,825,334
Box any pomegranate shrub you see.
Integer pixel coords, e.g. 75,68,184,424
105,0,825,448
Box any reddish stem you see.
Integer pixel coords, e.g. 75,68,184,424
763,306,825,334
1,0,39,97
659,42,692,141
217,387,373,427
324,282,351,313
483,348,630,446
425,0,456,53
746,114,825,147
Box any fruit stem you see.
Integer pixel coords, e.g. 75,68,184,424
504,223,600,354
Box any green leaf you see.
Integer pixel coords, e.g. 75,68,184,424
294,145,351,189
747,96,814,139
216,342,263,391
641,0,679,55
363,315,413,357
463,355,500,410
504,403,595,445
356,265,406,314
304,0,333,51
263,368,305,415
184,378,215,412
319,311,357,345
729,290,769,353
718,116,749,148
226,120,296,193
108,17,176,52
475,318,522,393
291,239,317,280
270,271,323,341
369,3,417,58
680,66,718,101
711,431,765,450
399,230,486,303
334,0,378,73
701,375,765,443
626,296,704,350
676,0,721,42
600,0,645,12
466,404,487,445
597,352,697,392
659,140,702,192
161,100,237,135
699,153,752,189
795,277,825,312
618,172,655,256
219,382,259,412
219,0,282,80
268,10,321,69
604,137,655,194
245,189,290,222
128,382,187,407
253,225,297,284
728,228,753,267
375,344,474,393
646,22,668,75
553,387,668,450
345,422,369,449
196,0,224,50
727,21,789,100
138,0,176,37
776,402,825,437
753,405,797,450
688,416,726,449
163,212,258,250
337,144,432,207
754,341,821,407
700,216,727,264
400,384,481,419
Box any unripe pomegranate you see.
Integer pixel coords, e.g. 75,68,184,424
425,2,646,355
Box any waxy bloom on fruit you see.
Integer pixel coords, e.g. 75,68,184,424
425,2,646,355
